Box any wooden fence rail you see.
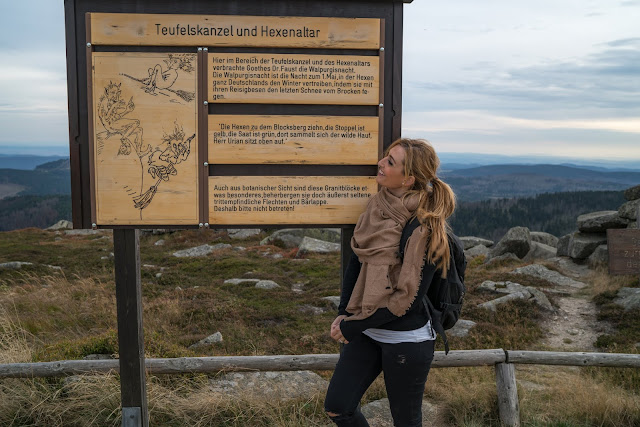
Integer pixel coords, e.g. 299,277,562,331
1,349,639,427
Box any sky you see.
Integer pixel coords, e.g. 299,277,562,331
0,1,638,162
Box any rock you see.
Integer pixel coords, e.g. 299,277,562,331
154,239,165,246
629,221,638,229
459,236,494,250
577,211,629,232
209,371,328,401
568,232,607,259
524,286,554,311
361,398,439,427
261,228,341,248
255,280,280,289
271,253,283,259
511,264,586,288
448,319,477,337
155,273,162,278
65,229,103,236
291,283,305,293
588,245,608,268
480,280,526,294
530,231,559,248
47,220,72,230
523,241,556,262
488,227,531,259
322,296,341,309
483,253,520,266
478,291,531,311
189,332,223,349
223,278,260,285
172,243,231,257
234,246,246,251
297,236,340,255
624,184,640,201
613,288,640,311
479,280,553,311
465,244,489,258
0,261,34,270
556,233,572,257
619,199,640,220
227,229,262,239
546,257,592,279
83,354,114,360
298,304,327,315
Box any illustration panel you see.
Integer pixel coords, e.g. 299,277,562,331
91,52,199,225
209,176,377,225
209,53,379,105
209,115,379,164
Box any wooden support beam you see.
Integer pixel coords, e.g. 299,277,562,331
113,229,148,427
495,363,520,427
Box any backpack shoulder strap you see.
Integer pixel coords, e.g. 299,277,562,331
398,217,421,261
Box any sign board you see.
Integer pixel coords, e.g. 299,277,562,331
208,53,380,104
210,176,377,224
90,52,200,225
208,115,380,164
607,229,640,275
68,3,406,229
89,13,381,49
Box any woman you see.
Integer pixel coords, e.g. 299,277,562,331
324,138,458,426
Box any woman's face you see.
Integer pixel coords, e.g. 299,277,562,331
377,145,409,196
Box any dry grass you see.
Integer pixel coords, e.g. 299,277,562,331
1,228,640,425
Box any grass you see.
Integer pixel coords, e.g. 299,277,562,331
1,227,639,425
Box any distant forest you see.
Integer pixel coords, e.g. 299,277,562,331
0,195,71,231
449,190,626,241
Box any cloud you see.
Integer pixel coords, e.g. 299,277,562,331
404,37,640,117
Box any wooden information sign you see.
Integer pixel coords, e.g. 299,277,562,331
90,52,200,225
607,229,640,275
89,13,381,49
209,176,377,224
208,53,380,104
208,115,380,164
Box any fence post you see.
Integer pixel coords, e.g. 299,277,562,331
495,362,520,427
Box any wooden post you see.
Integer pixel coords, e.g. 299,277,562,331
495,362,520,427
113,229,148,427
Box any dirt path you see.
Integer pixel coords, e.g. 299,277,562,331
540,258,613,351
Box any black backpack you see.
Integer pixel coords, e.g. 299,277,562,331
399,218,467,354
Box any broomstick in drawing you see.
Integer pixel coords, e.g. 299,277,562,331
121,54,195,102
133,123,195,211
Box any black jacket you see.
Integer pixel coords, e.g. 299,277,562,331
338,221,454,342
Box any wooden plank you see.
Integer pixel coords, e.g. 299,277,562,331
507,351,640,367
607,229,640,275
495,363,520,427
208,176,376,225
89,13,380,49
431,349,506,367
208,53,379,105
91,52,199,225
208,115,379,164
113,229,148,426
5,350,640,379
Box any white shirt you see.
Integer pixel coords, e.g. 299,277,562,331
363,321,436,344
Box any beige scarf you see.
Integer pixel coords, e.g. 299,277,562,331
345,187,430,321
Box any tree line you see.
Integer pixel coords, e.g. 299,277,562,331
449,190,625,241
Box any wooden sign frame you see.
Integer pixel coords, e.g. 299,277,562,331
67,2,408,230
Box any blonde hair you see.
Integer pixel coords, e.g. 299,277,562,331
386,138,456,275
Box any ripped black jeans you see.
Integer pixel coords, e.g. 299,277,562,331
324,334,435,427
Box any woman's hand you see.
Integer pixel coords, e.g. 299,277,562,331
330,315,349,344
